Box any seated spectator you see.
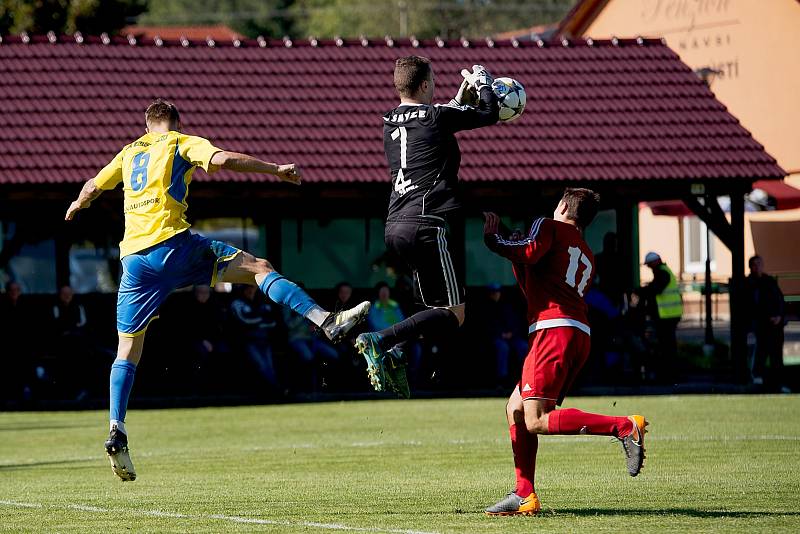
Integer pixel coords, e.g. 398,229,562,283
283,304,339,393
230,285,282,394
484,283,528,387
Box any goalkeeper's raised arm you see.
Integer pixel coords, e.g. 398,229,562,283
439,64,500,132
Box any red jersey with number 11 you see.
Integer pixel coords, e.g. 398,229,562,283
484,218,594,336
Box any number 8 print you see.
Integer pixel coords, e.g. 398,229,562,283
130,152,150,191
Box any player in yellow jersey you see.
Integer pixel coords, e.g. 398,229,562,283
65,99,371,481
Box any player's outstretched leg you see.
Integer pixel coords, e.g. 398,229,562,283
105,335,143,481
223,253,370,343
256,271,370,342
546,408,649,476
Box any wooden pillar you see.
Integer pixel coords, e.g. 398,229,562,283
729,191,747,379
264,216,283,272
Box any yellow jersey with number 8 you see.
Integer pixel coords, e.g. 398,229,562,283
93,131,221,258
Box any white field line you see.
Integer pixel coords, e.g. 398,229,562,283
2,434,797,469
242,433,798,454
0,500,438,534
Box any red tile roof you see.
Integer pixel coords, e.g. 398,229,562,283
0,34,785,186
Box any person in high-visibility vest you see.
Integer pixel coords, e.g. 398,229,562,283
637,252,683,371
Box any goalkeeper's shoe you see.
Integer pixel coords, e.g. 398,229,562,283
384,346,411,399
620,415,648,476
321,301,371,343
485,491,541,516
355,332,388,392
105,425,136,481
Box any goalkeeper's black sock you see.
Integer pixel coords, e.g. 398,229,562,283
376,308,459,350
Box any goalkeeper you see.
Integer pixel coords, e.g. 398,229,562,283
356,57,499,397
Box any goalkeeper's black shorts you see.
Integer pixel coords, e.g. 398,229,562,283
384,214,464,308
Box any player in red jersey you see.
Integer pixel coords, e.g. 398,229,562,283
482,188,648,516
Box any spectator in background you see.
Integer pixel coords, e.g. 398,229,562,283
594,232,626,306
49,285,100,400
333,281,354,313
367,281,423,386
367,282,406,331
0,282,31,402
230,285,282,394
633,252,682,382
745,255,789,392
331,281,367,388
484,283,529,387
52,285,87,337
283,303,339,393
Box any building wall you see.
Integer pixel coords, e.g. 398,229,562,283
580,0,800,294
585,0,800,180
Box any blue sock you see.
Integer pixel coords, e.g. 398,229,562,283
109,359,137,425
258,271,320,318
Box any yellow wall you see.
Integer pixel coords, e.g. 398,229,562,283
585,0,800,179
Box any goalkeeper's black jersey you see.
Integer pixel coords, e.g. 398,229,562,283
382,86,498,220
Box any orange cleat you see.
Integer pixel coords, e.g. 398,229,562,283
620,414,648,476
485,490,541,516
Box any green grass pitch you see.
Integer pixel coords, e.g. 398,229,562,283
1,395,799,533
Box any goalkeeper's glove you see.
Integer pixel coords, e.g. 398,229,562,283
450,78,478,107
460,64,494,92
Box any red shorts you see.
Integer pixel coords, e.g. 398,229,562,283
518,326,590,405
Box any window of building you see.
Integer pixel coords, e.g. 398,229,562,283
281,218,388,289
683,216,715,274
7,239,57,294
69,240,119,293
465,217,521,287
193,218,263,255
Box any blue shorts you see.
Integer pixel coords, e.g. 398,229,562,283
117,230,240,336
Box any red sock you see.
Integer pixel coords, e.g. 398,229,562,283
509,424,538,498
547,408,633,437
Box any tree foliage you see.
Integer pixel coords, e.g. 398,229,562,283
293,0,577,39
0,0,146,35
138,0,295,39
0,0,577,39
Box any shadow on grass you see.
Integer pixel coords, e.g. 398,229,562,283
549,508,800,518
0,458,97,471
0,423,96,432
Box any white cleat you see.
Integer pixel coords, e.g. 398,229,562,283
321,301,371,342
105,425,136,481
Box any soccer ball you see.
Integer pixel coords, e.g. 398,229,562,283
492,77,526,122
